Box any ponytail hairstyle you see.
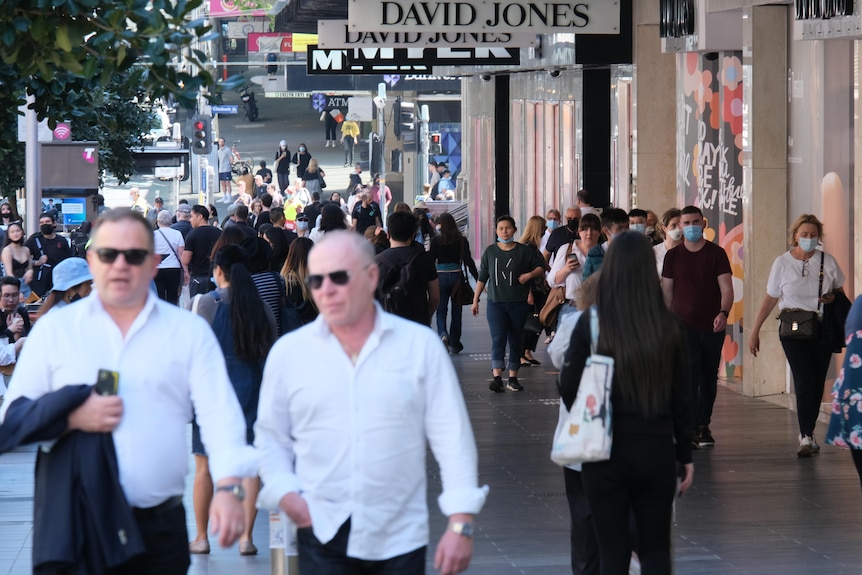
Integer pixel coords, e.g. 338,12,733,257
212,245,275,361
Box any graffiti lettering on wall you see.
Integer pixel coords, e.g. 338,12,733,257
696,121,741,216
679,51,745,379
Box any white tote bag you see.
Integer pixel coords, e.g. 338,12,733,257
551,306,614,467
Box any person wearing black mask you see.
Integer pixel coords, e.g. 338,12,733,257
25,214,73,297
543,206,581,266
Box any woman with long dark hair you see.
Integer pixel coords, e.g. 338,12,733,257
472,215,546,393
189,244,276,557
309,203,348,243
1,222,34,301
280,237,318,331
560,231,693,573
430,212,477,354
260,224,289,273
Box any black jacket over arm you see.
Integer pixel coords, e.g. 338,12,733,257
0,385,145,574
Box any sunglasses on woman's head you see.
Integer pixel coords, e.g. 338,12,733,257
306,270,351,290
95,248,151,266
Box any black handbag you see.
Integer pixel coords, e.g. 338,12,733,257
524,312,543,335
778,253,824,340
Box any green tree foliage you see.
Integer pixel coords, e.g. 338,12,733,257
0,0,218,121
0,0,224,198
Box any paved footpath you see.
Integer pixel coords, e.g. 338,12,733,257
3,309,862,574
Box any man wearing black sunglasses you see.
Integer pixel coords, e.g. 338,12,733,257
2,208,257,573
256,230,487,575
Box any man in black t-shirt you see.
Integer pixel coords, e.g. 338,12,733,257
256,160,273,184
26,214,73,297
543,206,581,265
303,192,322,230
375,212,439,326
182,205,222,297
351,191,382,235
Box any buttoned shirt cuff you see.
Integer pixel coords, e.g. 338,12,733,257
437,485,489,517
256,472,302,510
207,444,260,485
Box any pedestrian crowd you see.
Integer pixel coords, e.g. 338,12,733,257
0,175,859,575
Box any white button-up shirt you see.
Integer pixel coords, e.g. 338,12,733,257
256,304,488,561
0,293,257,508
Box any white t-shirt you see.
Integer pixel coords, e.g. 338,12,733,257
539,229,551,253
766,250,844,312
154,226,184,269
547,242,588,301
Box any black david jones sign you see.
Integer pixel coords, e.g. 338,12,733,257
307,45,520,75
659,0,695,39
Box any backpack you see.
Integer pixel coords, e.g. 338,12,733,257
377,248,423,317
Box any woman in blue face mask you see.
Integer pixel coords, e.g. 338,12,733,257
471,215,547,393
749,214,847,457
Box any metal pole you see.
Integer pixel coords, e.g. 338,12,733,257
25,94,40,236
269,511,300,575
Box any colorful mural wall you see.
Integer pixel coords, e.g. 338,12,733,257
678,51,745,379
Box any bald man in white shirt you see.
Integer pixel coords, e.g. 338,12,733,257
256,230,488,575
1,208,256,574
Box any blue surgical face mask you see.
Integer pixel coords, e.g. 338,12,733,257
210,276,216,286
630,223,646,235
497,236,514,244
299,147,306,153
798,237,818,252
547,220,559,231
297,220,309,231
683,225,704,242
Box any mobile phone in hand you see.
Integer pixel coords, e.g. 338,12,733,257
96,369,119,396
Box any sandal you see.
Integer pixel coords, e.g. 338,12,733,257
239,541,258,556
544,331,555,344
528,358,541,365
189,539,210,554
519,358,532,367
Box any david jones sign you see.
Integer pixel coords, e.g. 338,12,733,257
348,1,620,33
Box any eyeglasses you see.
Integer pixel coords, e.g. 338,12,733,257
802,258,810,277
95,248,151,266
306,270,351,290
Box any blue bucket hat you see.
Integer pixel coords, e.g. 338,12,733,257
51,258,93,292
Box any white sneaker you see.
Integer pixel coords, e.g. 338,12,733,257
797,435,814,458
811,436,821,453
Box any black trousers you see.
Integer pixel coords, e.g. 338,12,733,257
564,467,600,575
297,519,426,575
36,503,190,575
781,336,833,437
582,434,677,575
154,268,182,305
684,328,725,429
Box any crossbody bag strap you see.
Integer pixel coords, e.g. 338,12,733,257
589,305,599,355
157,228,181,266
817,251,825,315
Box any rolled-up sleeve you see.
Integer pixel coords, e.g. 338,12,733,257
254,349,301,509
188,321,259,482
423,341,489,516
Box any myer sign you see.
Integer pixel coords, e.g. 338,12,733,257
348,1,619,33
318,19,537,48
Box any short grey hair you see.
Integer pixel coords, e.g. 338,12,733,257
157,209,173,227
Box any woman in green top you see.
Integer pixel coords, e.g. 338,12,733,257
472,215,546,393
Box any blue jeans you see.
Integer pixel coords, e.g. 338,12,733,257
436,271,463,348
684,328,725,429
486,299,529,372
297,519,426,575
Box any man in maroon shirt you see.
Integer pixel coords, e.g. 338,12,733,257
661,206,733,449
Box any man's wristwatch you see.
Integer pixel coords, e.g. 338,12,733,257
216,484,246,502
719,310,729,318
448,522,474,538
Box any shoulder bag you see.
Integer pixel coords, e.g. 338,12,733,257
455,238,475,306
777,253,823,340
539,243,572,328
551,306,614,467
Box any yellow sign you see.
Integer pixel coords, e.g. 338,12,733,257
291,34,318,53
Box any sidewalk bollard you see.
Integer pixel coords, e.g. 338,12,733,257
269,511,299,575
